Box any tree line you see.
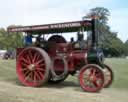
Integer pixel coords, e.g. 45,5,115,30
85,7,128,57
0,7,127,57
0,28,23,50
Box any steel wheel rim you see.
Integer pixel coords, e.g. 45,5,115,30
17,48,47,87
51,56,68,79
79,65,104,92
103,64,113,88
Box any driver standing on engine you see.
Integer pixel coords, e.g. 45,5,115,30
74,31,86,49
23,33,33,47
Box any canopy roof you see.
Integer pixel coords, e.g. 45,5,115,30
7,20,92,34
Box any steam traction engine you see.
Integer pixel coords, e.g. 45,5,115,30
7,17,113,92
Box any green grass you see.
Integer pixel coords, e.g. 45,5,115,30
105,58,128,89
0,59,17,83
0,58,128,102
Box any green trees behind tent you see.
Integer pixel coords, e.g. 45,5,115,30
0,28,23,50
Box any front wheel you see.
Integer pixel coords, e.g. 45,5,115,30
79,64,104,92
103,64,114,88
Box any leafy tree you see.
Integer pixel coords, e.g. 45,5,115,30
86,7,110,25
124,40,128,56
0,28,24,50
84,7,125,57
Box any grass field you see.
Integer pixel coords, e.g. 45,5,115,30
0,58,128,102
105,58,128,89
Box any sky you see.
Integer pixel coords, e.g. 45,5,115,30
0,0,128,42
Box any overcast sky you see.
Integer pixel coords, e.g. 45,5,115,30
0,0,128,42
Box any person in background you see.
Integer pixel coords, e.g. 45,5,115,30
70,37,74,43
23,33,33,47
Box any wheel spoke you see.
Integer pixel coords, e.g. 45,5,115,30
35,59,44,65
21,58,29,65
92,80,99,87
39,63,45,67
87,69,93,78
29,71,33,81
34,71,42,81
26,55,32,64
91,68,96,76
28,50,33,59
36,64,45,70
21,63,28,67
37,71,44,80
25,50,33,63
84,69,93,80
24,70,30,77
33,71,37,82
19,68,27,72
92,72,103,87
24,71,32,81
93,78,102,87
36,68,45,72
33,53,40,62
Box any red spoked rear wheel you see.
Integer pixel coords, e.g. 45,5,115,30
79,64,104,92
17,47,51,87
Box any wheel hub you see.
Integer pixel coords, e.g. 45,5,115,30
28,64,35,71
89,76,94,81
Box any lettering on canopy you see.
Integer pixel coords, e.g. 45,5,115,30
7,21,92,32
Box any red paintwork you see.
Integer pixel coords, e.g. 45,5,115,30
9,18,107,92
16,47,50,87
52,57,66,76
16,48,24,57
79,64,104,92
16,43,87,72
